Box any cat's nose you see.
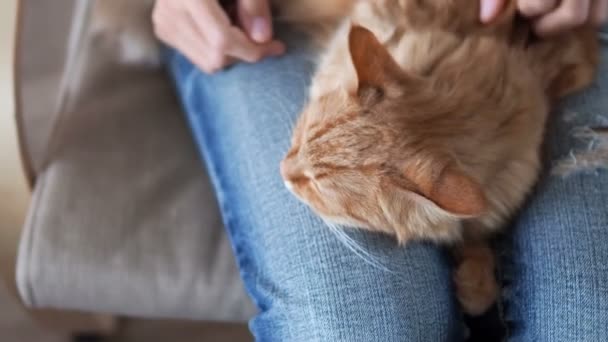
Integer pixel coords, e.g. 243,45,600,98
280,158,304,181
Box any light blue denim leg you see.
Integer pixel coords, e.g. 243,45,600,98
505,29,608,342
166,27,462,341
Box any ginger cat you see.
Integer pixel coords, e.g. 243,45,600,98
280,0,598,315
91,0,599,316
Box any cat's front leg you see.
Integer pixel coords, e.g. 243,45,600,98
451,240,499,316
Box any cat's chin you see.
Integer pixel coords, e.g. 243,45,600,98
283,181,306,203
283,180,295,193
282,181,320,213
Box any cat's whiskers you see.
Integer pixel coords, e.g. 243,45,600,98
279,110,297,134
323,219,394,273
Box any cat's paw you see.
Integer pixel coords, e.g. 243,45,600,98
453,245,499,316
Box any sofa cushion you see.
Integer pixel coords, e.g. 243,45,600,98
16,31,255,321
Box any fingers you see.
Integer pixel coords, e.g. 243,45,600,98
591,0,608,26
517,0,557,17
516,0,608,37
480,0,508,23
155,4,228,72
238,0,274,43
534,0,591,36
152,0,284,74
187,0,283,63
186,0,234,53
226,27,285,62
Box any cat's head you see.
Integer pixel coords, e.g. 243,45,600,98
280,13,597,243
280,26,489,242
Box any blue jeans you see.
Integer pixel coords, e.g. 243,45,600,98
166,27,608,341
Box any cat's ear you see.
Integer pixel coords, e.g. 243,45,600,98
348,25,407,94
403,163,487,217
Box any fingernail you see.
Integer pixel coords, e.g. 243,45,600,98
480,0,498,23
251,17,271,43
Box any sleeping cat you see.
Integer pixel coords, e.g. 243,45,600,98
280,0,598,315
92,0,599,316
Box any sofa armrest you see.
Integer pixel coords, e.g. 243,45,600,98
0,0,31,295
2,2,120,335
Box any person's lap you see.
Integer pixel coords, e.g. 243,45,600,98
166,26,608,341
503,29,608,342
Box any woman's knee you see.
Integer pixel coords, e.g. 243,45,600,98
248,230,463,341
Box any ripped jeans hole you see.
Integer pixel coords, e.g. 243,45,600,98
552,126,608,177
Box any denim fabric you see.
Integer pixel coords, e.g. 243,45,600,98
166,26,608,341
502,29,608,342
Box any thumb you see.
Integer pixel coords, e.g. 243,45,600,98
480,0,507,23
238,0,273,43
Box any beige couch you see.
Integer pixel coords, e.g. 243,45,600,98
2,0,255,330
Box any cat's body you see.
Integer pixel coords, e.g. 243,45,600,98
280,0,598,314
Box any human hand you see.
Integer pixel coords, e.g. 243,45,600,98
152,0,285,73
480,0,608,36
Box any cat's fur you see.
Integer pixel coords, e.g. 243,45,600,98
280,0,598,315
93,0,599,316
